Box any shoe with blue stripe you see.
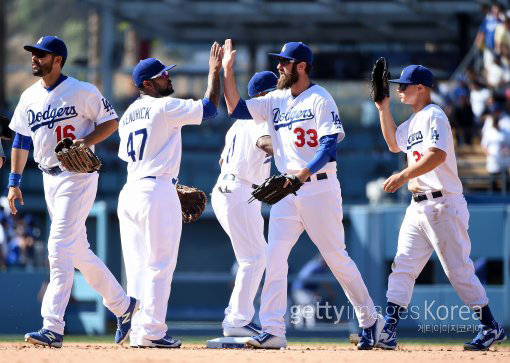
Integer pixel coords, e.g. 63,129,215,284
246,332,287,349
376,322,397,350
115,297,140,345
357,315,384,350
24,328,63,348
223,321,263,337
139,333,182,348
464,322,507,351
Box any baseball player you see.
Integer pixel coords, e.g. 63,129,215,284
222,39,383,350
117,43,223,348
375,64,506,350
8,36,139,348
211,71,276,337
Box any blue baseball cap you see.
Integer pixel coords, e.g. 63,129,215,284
24,36,67,60
389,65,434,88
132,58,177,88
247,71,278,98
269,42,313,65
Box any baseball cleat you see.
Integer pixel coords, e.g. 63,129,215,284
115,297,140,345
357,314,384,350
245,332,287,349
223,322,263,337
464,322,506,351
138,334,182,348
376,322,397,350
24,328,63,348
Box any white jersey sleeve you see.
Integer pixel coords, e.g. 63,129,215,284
164,98,203,126
9,93,31,136
245,95,273,125
422,115,449,153
253,120,270,144
83,84,118,125
395,121,409,153
315,96,345,141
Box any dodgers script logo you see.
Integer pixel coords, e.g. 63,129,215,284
406,130,423,150
28,104,78,132
272,108,314,131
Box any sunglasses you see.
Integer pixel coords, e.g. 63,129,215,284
398,83,420,91
32,50,50,59
151,70,170,80
278,58,296,66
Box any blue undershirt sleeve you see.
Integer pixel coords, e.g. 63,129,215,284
12,132,32,150
201,98,218,120
305,134,338,174
230,99,252,119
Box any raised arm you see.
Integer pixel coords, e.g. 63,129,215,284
205,42,223,108
222,39,241,114
375,97,400,153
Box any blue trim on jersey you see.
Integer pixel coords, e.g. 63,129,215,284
12,132,32,150
406,139,423,150
306,133,338,174
45,74,68,93
230,99,252,119
202,98,218,120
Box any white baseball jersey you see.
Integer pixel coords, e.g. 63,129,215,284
246,85,344,173
9,76,117,168
481,123,510,173
395,104,463,194
118,96,203,181
219,119,271,185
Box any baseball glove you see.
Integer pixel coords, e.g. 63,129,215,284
54,138,102,173
0,115,13,140
249,174,303,205
176,184,207,223
371,57,391,102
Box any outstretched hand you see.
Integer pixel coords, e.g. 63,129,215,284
222,39,236,71
210,42,223,73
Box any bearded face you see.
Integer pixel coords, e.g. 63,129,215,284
32,54,57,77
277,62,299,90
151,78,174,97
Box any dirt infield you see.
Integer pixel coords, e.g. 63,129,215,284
1,342,509,363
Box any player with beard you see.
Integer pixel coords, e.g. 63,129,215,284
222,40,382,349
117,45,223,348
9,36,139,348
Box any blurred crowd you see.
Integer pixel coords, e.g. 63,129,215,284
430,1,510,191
0,201,45,271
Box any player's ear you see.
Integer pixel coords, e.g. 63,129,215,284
142,79,153,90
297,61,307,73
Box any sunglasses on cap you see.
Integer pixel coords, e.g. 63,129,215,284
151,70,170,80
32,50,51,59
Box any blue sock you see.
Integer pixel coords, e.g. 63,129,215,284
474,305,496,328
385,302,404,327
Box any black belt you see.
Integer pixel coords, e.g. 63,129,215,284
223,174,258,189
305,172,328,182
39,165,63,176
143,176,177,185
413,191,443,202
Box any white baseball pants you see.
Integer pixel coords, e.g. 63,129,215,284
42,171,130,335
211,179,267,328
260,174,377,337
387,194,488,308
118,177,182,342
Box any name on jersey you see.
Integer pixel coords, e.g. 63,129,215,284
122,107,151,126
272,107,314,131
406,130,423,150
28,104,78,132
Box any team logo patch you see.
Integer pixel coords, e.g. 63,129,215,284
102,98,114,114
331,111,342,128
430,128,439,142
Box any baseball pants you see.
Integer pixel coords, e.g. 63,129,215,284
387,193,488,308
260,173,377,337
42,171,130,335
118,177,182,342
211,179,267,328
